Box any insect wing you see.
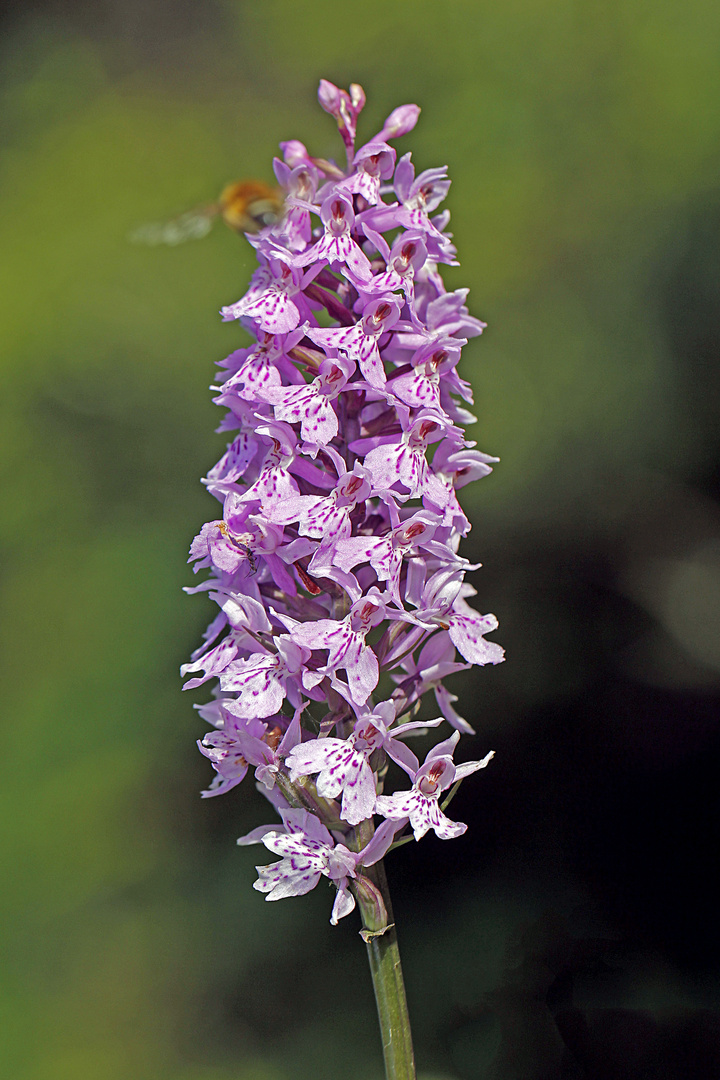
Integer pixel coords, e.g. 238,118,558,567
128,206,217,246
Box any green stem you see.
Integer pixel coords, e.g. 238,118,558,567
355,858,417,1080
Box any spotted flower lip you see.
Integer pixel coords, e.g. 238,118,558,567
239,809,398,923
294,192,373,280
375,733,496,840
256,355,355,445
306,295,402,390
289,591,387,705
184,79,503,925
220,257,319,334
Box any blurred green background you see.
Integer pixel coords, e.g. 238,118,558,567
2,1,720,1077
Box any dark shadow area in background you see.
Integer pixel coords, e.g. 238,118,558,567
664,200,720,503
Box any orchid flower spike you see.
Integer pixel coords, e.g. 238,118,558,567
185,80,503,927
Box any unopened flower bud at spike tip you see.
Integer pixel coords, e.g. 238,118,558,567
379,103,421,140
318,79,343,115
185,79,503,926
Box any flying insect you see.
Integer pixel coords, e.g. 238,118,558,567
129,179,285,246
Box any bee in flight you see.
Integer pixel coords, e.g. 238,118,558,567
129,179,285,246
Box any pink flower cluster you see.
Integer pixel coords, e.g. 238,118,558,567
184,80,503,924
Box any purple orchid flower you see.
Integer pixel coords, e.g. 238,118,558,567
396,287,486,351
310,506,441,606
339,140,397,206
289,591,387,706
257,355,355,445
220,257,317,334
375,732,495,840
409,568,506,667
202,707,304,794
388,341,461,411
355,408,453,503
269,460,372,539
239,808,397,923
198,715,270,797
270,160,318,251
353,229,428,301
219,635,310,718
215,327,305,402
294,192,372,281
307,295,401,390
233,421,302,510
203,430,260,500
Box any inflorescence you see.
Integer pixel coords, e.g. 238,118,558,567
183,80,504,925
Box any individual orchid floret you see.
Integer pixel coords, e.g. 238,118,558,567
413,569,506,667
250,808,357,920
294,192,372,281
220,257,316,334
203,430,259,499
356,408,454,503
290,591,387,706
233,421,301,510
284,720,379,827
307,296,401,390
375,732,495,840
339,140,396,206
215,327,305,403
425,442,500,531
311,507,441,606
270,160,318,251
394,154,452,220
203,707,303,794
219,635,309,718
398,287,486,350
269,461,372,540
354,230,428,304
189,501,304,595
389,341,461,412
188,518,252,577
198,716,271,797
257,355,355,445
242,808,397,923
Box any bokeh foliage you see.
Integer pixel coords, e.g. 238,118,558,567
2,2,720,1077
